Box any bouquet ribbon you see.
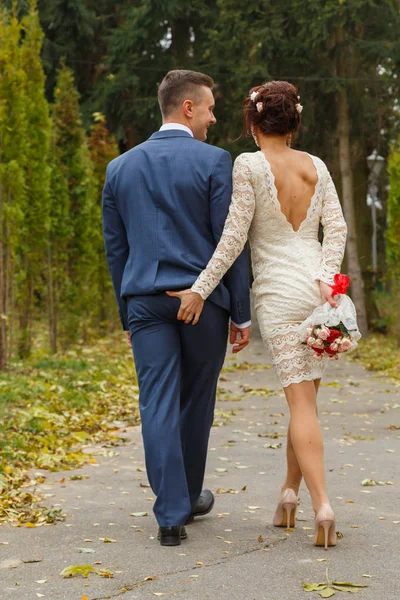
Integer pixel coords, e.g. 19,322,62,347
330,273,350,296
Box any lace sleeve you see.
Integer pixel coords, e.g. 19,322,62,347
319,169,348,284
191,155,256,300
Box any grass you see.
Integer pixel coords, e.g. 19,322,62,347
0,334,140,525
350,333,400,380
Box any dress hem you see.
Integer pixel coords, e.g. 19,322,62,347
281,373,325,388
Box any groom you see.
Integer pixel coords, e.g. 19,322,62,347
103,70,251,546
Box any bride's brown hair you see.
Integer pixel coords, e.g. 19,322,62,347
243,80,301,137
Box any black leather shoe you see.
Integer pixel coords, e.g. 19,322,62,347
186,489,215,524
157,526,188,546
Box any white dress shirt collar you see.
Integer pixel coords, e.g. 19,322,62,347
159,123,193,137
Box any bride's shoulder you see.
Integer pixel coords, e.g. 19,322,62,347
233,151,260,168
294,149,324,165
296,151,329,177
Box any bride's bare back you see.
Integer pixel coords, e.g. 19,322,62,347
262,149,318,233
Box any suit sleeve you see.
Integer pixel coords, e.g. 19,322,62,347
102,168,130,330
205,151,251,325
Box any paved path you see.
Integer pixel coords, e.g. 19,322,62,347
1,337,399,600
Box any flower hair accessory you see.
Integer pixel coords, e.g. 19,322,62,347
250,91,259,102
295,103,303,114
256,101,263,113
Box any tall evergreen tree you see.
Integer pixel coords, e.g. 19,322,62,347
47,121,70,354
88,112,119,331
17,0,52,357
0,6,28,368
50,63,96,347
37,0,97,99
387,142,400,284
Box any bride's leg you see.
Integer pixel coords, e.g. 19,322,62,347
284,380,329,512
282,378,321,493
283,424,302,494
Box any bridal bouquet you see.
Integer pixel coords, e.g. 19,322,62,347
298,274,362,360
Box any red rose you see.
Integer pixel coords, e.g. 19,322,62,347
325,347,336,357
326,329,341,344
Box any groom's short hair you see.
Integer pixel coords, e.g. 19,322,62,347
158,70,214,117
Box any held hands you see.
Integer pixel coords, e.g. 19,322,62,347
230,323,251,353
166,289,205,324
320,281,339,308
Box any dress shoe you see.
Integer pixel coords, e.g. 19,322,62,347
313,504,337,550
157,526,187,546
186,489,215,524
273,488,297,528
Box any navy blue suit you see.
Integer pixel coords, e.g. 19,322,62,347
103,130,250,526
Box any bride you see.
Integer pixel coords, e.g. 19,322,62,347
170,80,347,549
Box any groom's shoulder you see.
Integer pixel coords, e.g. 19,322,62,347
105,142,148,177
193,141,230,160
181,141,232,173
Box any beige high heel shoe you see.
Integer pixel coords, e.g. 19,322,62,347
273,488,297,528
313,504,337,550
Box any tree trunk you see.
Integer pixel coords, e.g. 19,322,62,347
125,124,136,150
8,253,15,365
171,19,191,63
47,241,57,353
18,267,33,358
337,87,369,336
0,184,7,370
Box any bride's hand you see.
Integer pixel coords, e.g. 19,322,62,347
166,289,205,324
320,281,339,308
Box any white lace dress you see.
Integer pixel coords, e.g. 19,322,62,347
192,151,348,387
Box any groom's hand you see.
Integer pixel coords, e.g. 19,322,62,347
230,323,251,353
166,289,205,325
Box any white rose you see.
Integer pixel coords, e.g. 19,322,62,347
340,338,352,351
250,91,259,102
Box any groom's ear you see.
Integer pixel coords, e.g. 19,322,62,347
182,99,194,118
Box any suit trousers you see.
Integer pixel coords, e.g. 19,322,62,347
127,294,229,527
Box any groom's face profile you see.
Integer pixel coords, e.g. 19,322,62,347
187,86,216,142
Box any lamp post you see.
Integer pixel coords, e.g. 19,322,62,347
366,150,385,282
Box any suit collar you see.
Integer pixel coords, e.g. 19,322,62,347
149,130,194,141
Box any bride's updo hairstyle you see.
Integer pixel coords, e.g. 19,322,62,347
243,80,302,137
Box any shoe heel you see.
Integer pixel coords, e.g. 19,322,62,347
283,503,296,528
319,520,334,550
160,535,182,547
313,504,337,550
273,490,298,528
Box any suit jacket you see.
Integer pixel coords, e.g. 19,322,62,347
102,129,251,330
